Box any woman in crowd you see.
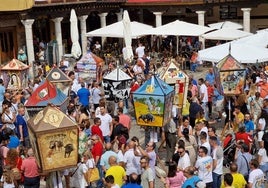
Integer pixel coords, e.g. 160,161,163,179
258,140,268,179
178,117,193,138
179,128,197,166
160,161,185,188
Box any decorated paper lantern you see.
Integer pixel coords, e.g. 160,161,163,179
27,105,78,173
132,75,174,127
159,61,189,108
216,54,246,95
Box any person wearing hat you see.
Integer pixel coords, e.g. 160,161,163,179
17,48,27,64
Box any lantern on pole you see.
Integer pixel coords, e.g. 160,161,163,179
132,75,174,127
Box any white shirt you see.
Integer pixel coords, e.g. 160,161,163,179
258,148,268,165
248,169,265,187
135,46,145,58
212,146,223,175
177,153,191,170
123,148,139,175
91,87,101,104
195,155,213,183
96,113,112,137
200,84,208,103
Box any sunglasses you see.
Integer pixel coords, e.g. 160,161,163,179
140,161,147,164
178,151,184,154
91,139,97,141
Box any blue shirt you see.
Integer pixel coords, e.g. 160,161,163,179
182,175,202,188
122,183,142,188
0,85,5,102
15,114,29,138
8,135,20,149
244,120,254,133
213,89,224,102
205,73,215,85
77,87,90,106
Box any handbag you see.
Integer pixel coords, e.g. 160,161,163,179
85,166,100,183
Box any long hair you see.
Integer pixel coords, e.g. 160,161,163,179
182,128,190,142
167,161,177,177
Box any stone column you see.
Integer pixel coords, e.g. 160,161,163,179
116,12,123,21
21,19,35,79
153,12,163,27
98,13,108,46
52,17,63,61
241,8,251,32
196,11,206,49
196,11,205,26
79,15,88,55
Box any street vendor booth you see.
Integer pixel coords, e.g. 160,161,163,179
158,61,189,108
133,75,174,127
1,58,29,90
28,105,78,173
103,67,132,102
25,80,68,117
76,52,104,82
46,67,72,96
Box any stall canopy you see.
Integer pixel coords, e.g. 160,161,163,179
208,21,243,30
86,21,153,38
144,20,213,36
70,9,82,59
103,67,132,81
198,41,268,63
236,29,268,48
201,28,252,40
0,0,34,11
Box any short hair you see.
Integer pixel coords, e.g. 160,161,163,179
117,107,123,114
250,159,259,168
208,126,216,133
209,136,218,143
230,163,238,173
200,131,207,140
68,71,75,77
184,166,195,175
0,79,3,84
177,145,185,151
94,117,101,124
81,82,85,87
234,106,241,110
140,156,149,163
113,115,120,122
105,175,115,184
224,173,233,186
198,78,204,83
241,143,249,152
199,146,208,155
129,173,139,183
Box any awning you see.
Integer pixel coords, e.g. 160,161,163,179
0,0,34,11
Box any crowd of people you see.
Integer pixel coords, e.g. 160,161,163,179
0,38,267,188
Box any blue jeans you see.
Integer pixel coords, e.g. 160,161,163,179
103,135,110,143
190,63,198,72
201,102,209,120
260,163,268,178
212,172,222,188
96,161,103,188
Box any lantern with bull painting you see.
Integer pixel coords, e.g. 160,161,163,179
1,59,29,90
102,67,132,102
133,75,174,127
27,105,78,173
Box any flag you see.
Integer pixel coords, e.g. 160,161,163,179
26,80,57,106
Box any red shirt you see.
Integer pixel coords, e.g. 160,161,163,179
236,132,252,147
21,156,39,178
91,141,103,162
119,114,131,129
91,125,104,142
207,85,214,102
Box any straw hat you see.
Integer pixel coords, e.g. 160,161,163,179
19,49,24,54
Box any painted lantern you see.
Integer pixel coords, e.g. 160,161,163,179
46,67,72,96
25,80,68,117
103,67,132,102
76,52,103,82
1,59,29,90
27,105,78,173
133,75,174,127
216,54,246,95
159,61,189,108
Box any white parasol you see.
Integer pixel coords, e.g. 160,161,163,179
123,10,133,61
70,9,82,59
